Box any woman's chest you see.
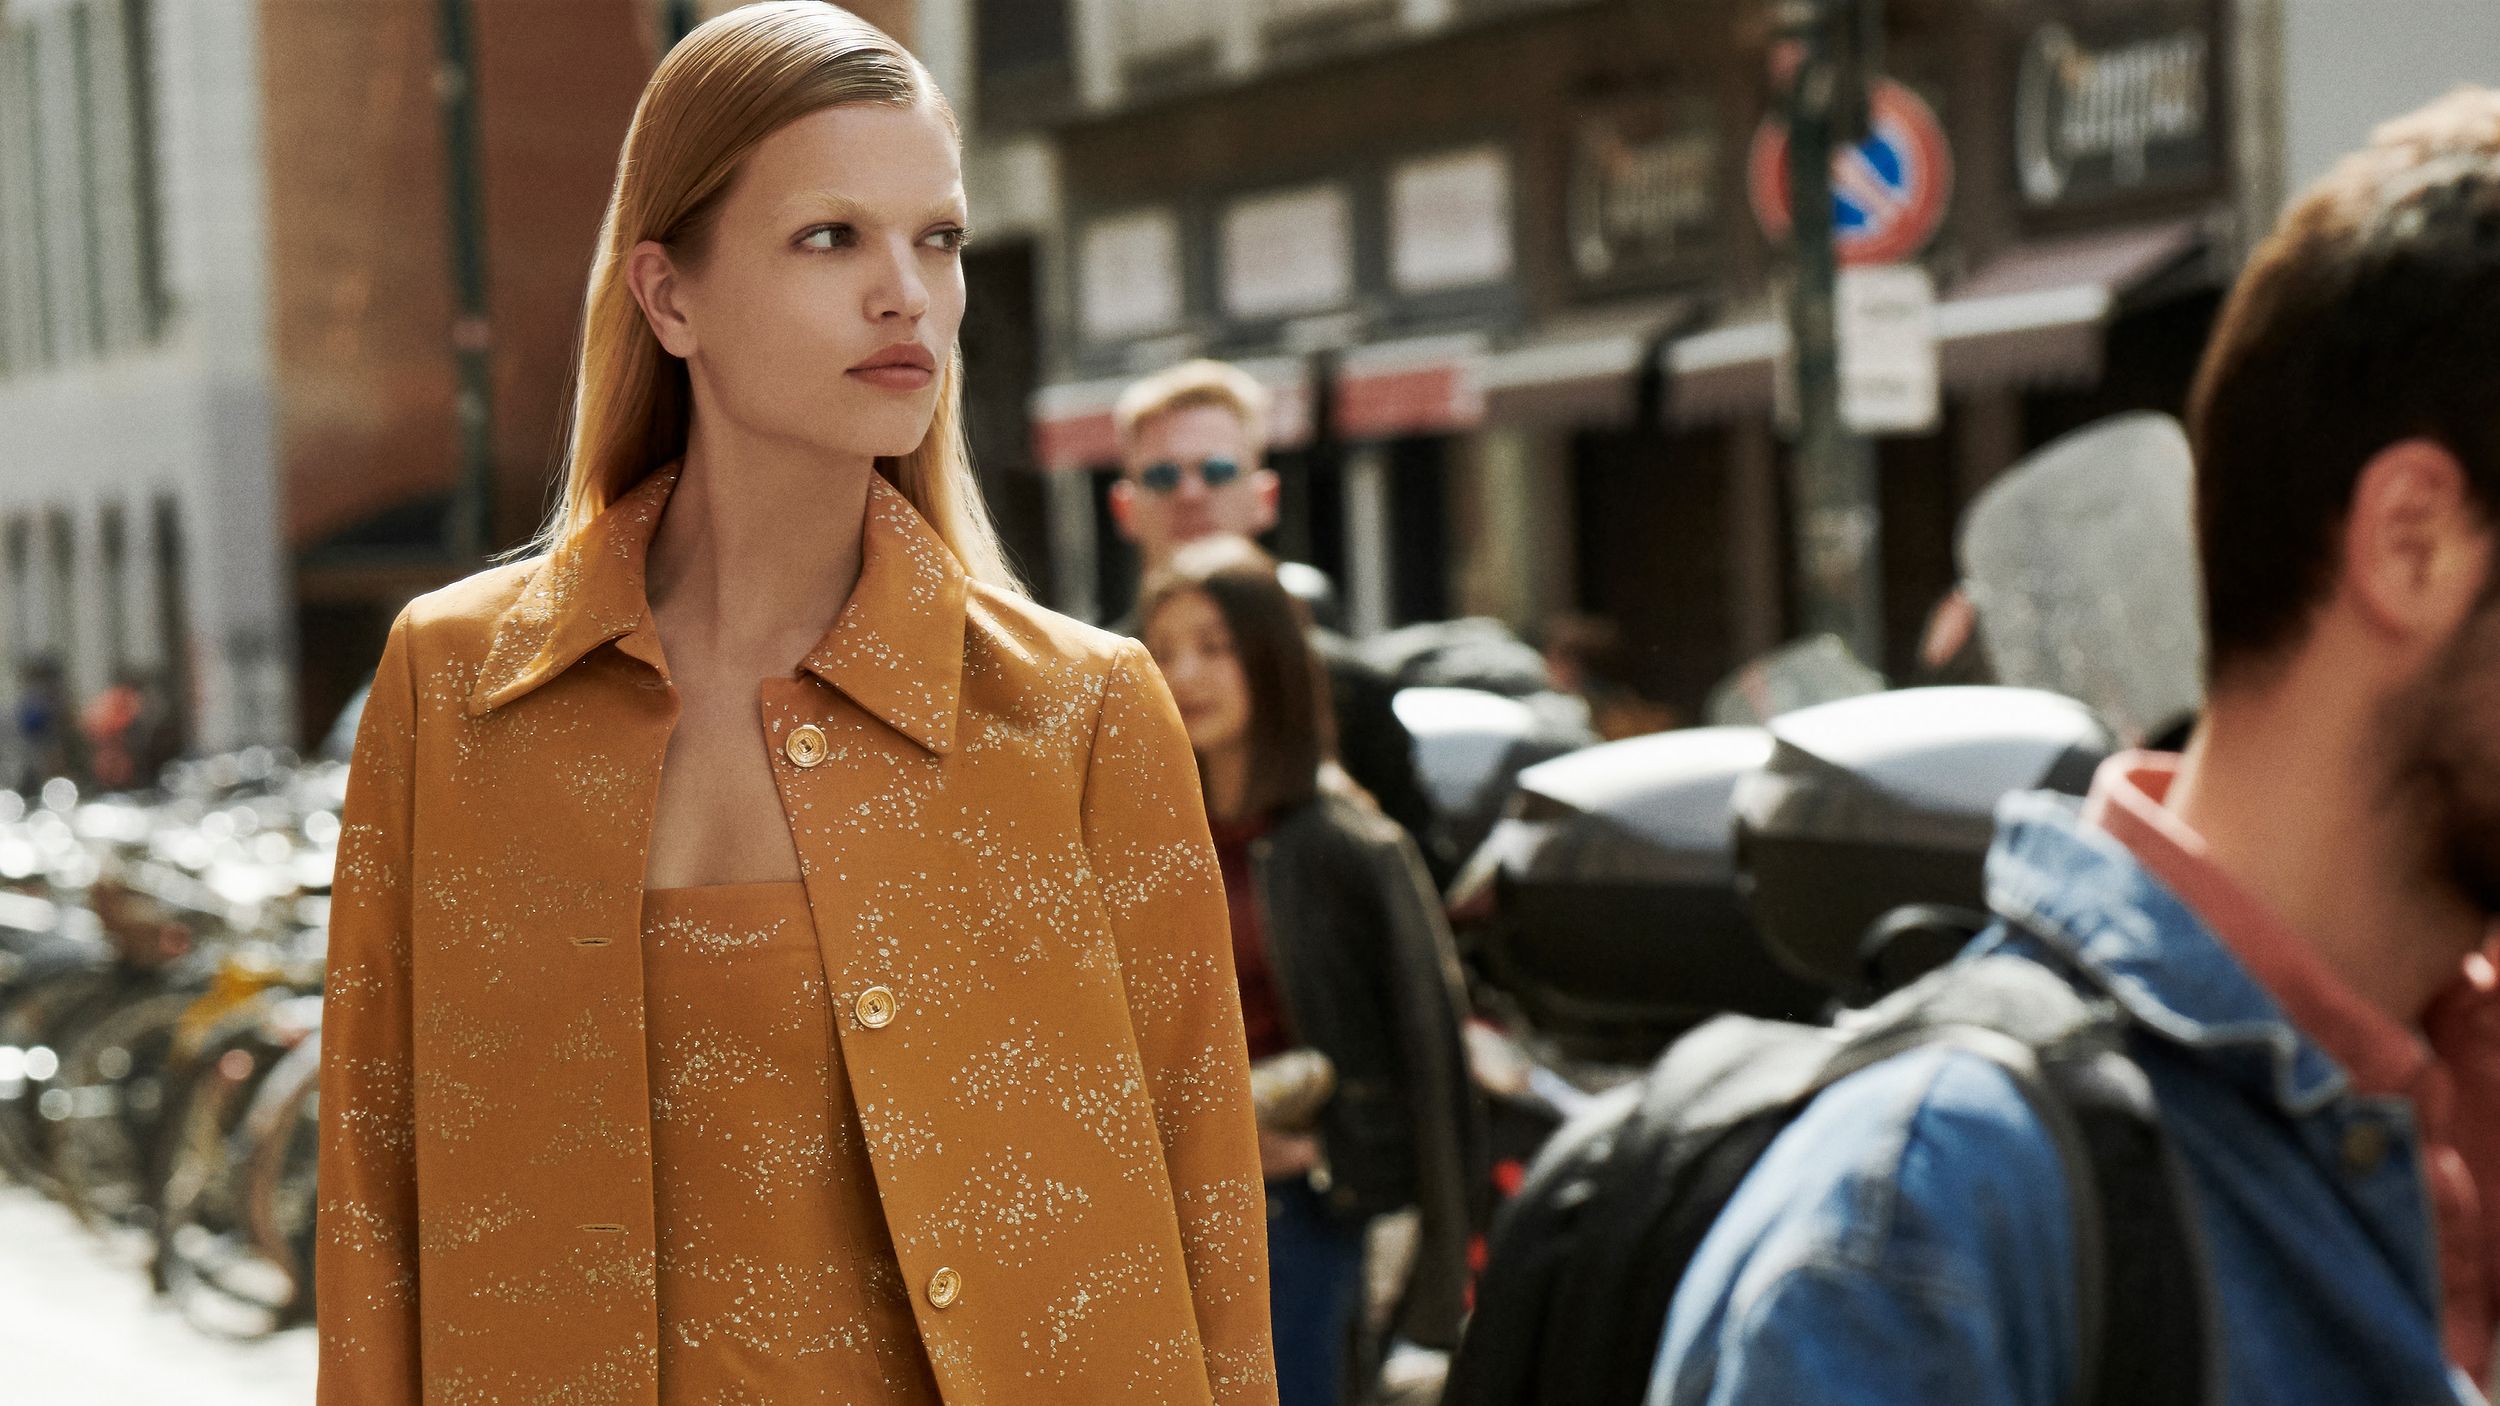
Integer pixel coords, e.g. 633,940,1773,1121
640,673,809,888
405,666,1136,1123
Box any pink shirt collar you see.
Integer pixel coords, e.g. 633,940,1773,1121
2084,750,2500,1382
2082,751,2438,1097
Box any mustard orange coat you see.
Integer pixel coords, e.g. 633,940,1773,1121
315,466,1279,1405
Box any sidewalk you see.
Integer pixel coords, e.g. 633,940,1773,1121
0,1184,316,1406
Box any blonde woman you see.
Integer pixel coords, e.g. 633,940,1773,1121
314,6,1276,1403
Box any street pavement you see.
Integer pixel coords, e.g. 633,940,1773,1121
0,1183,316,1406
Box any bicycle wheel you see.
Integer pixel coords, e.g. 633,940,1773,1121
160,1027,309,1339
52,988,196,1233
0,962,119,1190
241,1030,321,1329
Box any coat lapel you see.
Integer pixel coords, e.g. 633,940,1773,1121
465,466,677,717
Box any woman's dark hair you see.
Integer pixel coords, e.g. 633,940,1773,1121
1138,537,1336,819
2190,87,2500,681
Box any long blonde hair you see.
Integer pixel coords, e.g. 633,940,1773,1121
533,1,1019,590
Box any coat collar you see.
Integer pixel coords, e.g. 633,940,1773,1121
465,464,970,755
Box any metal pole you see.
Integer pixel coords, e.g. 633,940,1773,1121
1779,0,1884,668
436,0,495,563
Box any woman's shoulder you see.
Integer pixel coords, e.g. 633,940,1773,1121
365,555,550,690
963,582,1147,686
385,558,543,672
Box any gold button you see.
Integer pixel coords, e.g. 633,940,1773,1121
855,986,898,1029
2341,1121,2390,1177
784,724,828,769
926,1266,962,1310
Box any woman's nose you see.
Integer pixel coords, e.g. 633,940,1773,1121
869,238,930,322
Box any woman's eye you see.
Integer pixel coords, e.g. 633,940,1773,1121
926,226,971,254
799,224,855,250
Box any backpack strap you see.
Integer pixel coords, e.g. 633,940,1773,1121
2041,1036,2221,1406
1841,958,2219,1406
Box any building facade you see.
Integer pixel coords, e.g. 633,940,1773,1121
1,0,713,776
993,0,2250,717
1,0,282,779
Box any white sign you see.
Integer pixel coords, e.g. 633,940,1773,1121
1079,209,1183,343
1840,264,1939,435
1222,183,1353,320
1391,147,1514,293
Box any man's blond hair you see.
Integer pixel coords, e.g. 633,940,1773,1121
1114,360,1272,459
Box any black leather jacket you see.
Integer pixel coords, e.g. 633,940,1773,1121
1108,587,1439,878
1250,786,1487,1350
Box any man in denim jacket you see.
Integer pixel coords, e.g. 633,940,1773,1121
1649,89,2500,1406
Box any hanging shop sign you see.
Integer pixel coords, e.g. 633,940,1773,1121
1566,94,1724,292
2014,8,2219,210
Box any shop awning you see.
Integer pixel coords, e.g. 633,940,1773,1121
1470,218,2208,431
1030,376,1127,473
1335,334,1488,440
1030,357,1315,473
1477,299,1703,428
1031,220,2210,463
1029,338,1487,471
1935,218,2205,390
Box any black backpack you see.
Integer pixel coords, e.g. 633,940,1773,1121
1443,954,2217,1406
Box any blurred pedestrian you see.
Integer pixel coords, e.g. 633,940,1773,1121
1912,583,1995,687
1108,360,1442,879
1650,87,2500,1406
1538,612,1677,740
12,657,76,792
79,669,149,792
316,8,1275,1405
1141,536,1484,1406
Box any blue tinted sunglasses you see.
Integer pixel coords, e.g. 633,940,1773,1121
1136,458,1244,494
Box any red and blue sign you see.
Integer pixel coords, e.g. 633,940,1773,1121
1749,79,1955,267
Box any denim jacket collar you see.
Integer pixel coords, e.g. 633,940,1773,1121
1984,789,2358,1119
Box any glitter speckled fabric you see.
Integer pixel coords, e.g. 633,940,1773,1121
640,881,941,1404
316,466,1278,1405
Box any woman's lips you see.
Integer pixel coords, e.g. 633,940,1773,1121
848,365,934,391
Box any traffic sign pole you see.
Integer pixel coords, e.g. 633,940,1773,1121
1779,0,1886,672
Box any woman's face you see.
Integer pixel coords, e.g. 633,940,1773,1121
1145,589,1253,757
635,98,969,462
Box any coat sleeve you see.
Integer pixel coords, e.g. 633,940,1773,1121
316,607,424,1403
1366,821,1488,1351
1080,638,1280,1405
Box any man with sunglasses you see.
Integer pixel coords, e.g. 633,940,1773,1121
1107,360,1441,880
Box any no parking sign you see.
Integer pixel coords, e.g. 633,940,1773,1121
1749,79,1954,266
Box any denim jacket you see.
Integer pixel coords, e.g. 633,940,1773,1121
1646,789,2486,1406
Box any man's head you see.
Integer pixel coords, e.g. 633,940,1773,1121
2190,87,2500,901
1109,360,1283,568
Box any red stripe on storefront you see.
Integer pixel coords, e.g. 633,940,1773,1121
1335,364,1482,440
1032,410,1120,473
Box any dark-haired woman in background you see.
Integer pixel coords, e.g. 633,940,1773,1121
1141,537,1484,1406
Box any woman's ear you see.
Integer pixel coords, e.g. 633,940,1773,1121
625,239,698,359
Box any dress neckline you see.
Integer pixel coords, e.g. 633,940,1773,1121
641,879,811,910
